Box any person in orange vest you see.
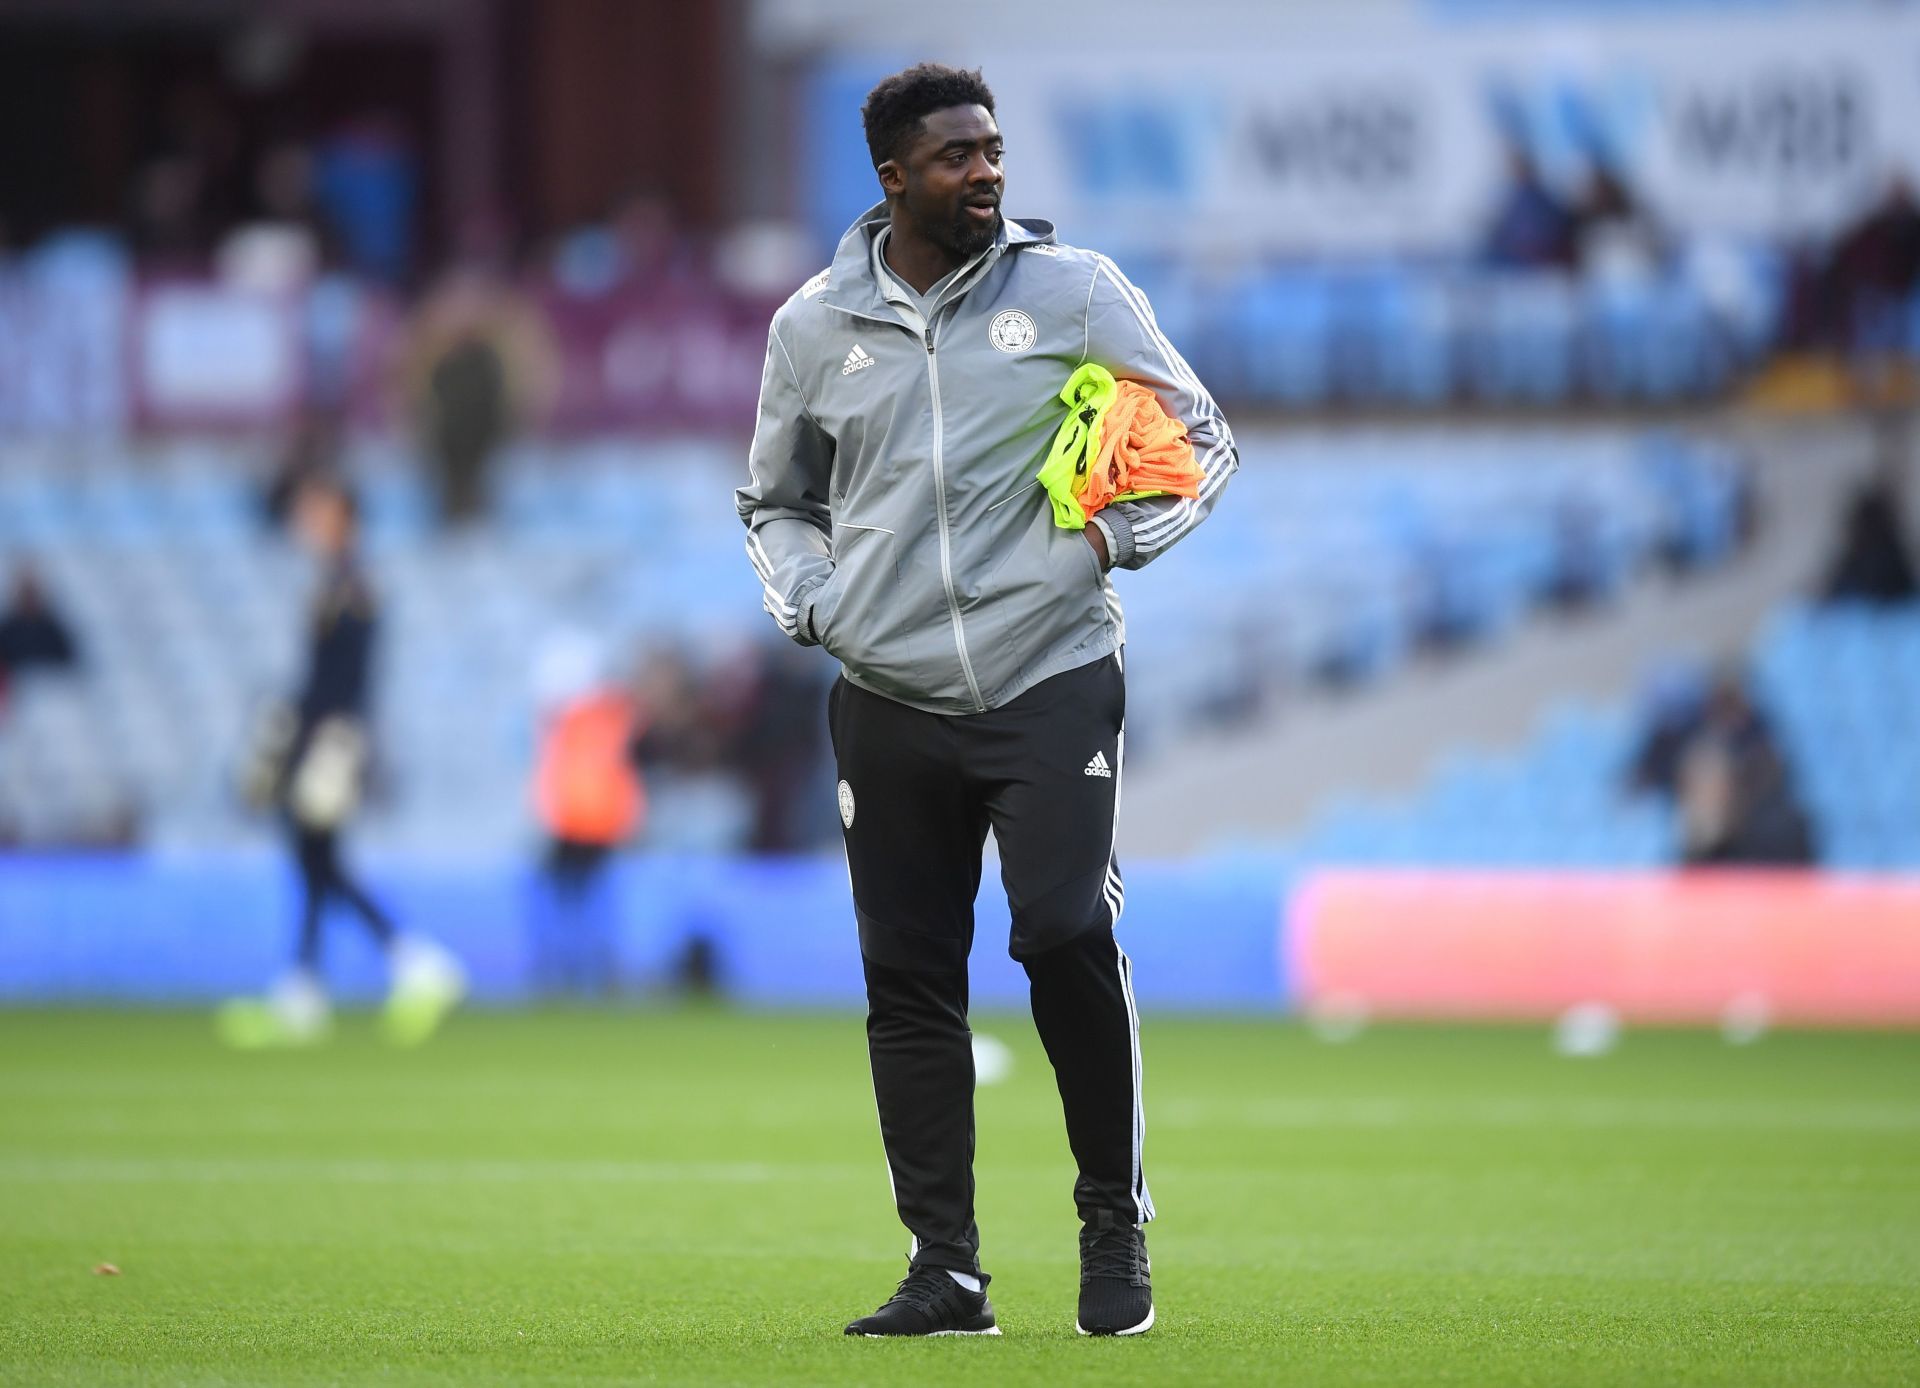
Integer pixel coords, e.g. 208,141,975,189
529,638,645,996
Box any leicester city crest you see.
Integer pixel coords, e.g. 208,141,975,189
989,309,1037,354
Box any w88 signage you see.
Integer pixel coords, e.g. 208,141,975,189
808,8,1920,258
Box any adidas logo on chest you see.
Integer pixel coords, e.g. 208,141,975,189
1084,751,1113,778
841,344,875,376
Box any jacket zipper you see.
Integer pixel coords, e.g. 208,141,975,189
924,316,987,711
821,262,997,711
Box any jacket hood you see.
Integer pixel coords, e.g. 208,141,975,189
816,200,1057,317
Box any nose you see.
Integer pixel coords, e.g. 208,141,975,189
968,151,1002,188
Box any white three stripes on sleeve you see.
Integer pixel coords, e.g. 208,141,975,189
745,533,800,636
1093,259,1236,556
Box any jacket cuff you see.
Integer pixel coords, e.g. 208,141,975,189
1091,511,1133,569
793,576,829,647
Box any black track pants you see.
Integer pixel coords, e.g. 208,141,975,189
292,826,397,969
829,654,1153,1279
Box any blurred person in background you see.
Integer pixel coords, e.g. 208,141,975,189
0,563,80,701
527,632,646,998
624,647,761,854
222,476,465,1047
630,648,721,769
1821,469,1918,607
127,155,212,270
1624,664,1709,801
311,115,420,286
713,639,834,853
217,142,326,291
124,79,246,270
546,188,693,300
261,405,346,533
400,220,558,526
1571,161,1666,281
1820,174,1920,354
1481,144,1575,272
1674,672,1815,867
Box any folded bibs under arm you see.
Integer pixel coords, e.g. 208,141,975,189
1037,363,1202,530
1037,363,1120,530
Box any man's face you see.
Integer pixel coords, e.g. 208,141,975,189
883,104,1004,260
293,485,350,557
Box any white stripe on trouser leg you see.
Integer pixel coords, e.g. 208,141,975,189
867,998,916,1262
1104,656,1147,1219
1115,944,1151,1222
878,1099,915,1260
1104,726,1126,926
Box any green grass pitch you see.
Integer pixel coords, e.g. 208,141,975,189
1,1008,1916,1386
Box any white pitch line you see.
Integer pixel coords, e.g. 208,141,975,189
1151,1097,1920,1133
0,1157,878,1185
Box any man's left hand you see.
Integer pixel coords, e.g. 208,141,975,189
1084,523,1109,571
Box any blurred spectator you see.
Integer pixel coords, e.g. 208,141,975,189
0,564,80,686
1624,664,1708,800
125,80,246,270
1546,495,1611,611
314,117,419,285
261,406,346,532
527,633,646,997
1672,673,1815,867
620,643,839,854
128,155,212,270
548,189,691,300
626,646,744,850
399,233,558,525
715,640,832,853
1821,475,1918,607
1823,175,1920,353
217,143,325,292
633,648,726,775
1572,164,1664,281
1481,146,1575,271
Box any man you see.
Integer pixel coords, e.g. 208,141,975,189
220,476,465,1047
527,633,644,997
0,563,80,688
735,64,1236,1337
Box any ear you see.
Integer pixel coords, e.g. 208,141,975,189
876,158,906,198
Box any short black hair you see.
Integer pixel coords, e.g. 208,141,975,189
861,63,995,170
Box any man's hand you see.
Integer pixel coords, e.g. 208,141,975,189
1084,522,1109,571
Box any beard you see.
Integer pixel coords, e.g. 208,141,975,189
911,200,1000,261
945,208,1001,258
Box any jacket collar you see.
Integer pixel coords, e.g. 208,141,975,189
817,200,1056,317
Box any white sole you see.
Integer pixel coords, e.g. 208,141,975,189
860,1326,1001,1337
1076,1303,1155,1337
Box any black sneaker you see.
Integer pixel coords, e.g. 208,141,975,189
844,1267,1000,1337
1077,1210,1153,1336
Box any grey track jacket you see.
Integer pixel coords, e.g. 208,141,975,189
736,201,1238,715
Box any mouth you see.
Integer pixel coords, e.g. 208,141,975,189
962,201,1000,225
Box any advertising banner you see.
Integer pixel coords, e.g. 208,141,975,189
1292,870,1920,1026
807,10,1920,258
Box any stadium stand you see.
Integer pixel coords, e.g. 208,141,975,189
0,230,1814,431
1287,603,1920,871
0,429,1747,854
1177,258,1776,407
